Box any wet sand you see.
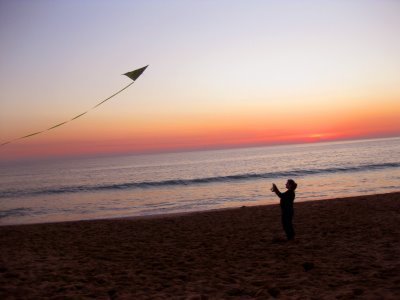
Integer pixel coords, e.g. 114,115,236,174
1,192,399,299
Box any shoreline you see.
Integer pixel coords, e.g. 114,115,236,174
1,192,399,298
2,191,399,227
119,190,400,221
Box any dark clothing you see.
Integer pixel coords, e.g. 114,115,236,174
279,190,295,209
281,208,295,240
278,190,295,240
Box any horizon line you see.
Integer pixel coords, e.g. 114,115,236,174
1,134,399,164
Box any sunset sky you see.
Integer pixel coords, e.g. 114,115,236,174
1,0,399,160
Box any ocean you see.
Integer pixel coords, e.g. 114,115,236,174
0,137,399,225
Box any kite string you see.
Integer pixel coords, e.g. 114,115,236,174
0,81,135,147
92,81,134,109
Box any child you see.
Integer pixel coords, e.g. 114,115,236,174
271,179,298,241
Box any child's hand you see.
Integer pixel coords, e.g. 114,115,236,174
271,183,277,192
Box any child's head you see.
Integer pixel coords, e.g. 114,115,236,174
286,179,297,191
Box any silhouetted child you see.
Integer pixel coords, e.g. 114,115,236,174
271,179,298,241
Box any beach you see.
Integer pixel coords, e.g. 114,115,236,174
1,192,399,299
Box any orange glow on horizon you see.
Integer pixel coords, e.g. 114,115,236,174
1,85,399,161
1,119,399,161
1,94,400,161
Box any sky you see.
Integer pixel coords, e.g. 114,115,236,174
1,0,399,160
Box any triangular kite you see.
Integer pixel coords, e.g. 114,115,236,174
1,65,148,146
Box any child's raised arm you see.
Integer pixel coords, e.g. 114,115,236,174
271,183,282,198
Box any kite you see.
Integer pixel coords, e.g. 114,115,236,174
1,65,148,146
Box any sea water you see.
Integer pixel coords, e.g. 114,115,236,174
0,137,399,225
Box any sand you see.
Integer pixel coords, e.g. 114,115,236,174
1,192,399,299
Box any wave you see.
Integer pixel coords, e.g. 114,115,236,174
1,162,399,198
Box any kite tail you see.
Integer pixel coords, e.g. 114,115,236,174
0,82,135,147
1,65,147,147
92,81,134,109
0,65,148,148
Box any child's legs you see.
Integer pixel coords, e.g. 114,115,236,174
281,209,295,240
